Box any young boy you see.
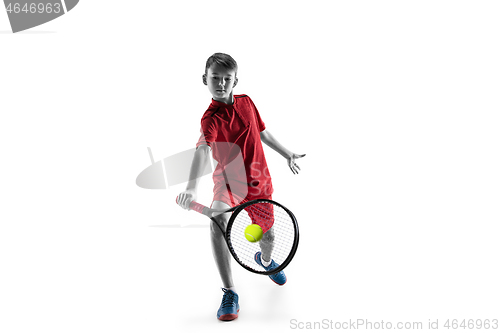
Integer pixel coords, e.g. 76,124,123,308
177,53,305,321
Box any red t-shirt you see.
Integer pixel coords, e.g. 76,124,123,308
196,94,273,205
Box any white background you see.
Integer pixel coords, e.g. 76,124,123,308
1,1,499,332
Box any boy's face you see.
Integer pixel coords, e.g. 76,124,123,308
204,64,238,105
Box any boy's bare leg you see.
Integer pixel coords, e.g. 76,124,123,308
210,200,233,288
259,227,275,262
257,225,286,285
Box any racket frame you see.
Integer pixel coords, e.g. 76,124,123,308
183,198,299,275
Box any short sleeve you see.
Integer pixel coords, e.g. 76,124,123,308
196,116,217,148
249,97,266,132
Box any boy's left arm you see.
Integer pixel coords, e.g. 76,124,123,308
260,129,306,174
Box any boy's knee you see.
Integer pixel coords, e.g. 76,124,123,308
210,217,226,236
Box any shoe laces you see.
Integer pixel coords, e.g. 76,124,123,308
221,288,237,308
267,261,284,278
267,259,278,269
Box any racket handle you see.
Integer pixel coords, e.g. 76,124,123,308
189,201,207,215
176,196,208,215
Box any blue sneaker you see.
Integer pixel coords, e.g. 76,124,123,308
254,252,287,285
217,288,239,321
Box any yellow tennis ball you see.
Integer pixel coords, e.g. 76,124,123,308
244,224,263,243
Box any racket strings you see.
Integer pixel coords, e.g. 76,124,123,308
229,202,296,273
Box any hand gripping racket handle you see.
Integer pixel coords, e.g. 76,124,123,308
176,196,209,216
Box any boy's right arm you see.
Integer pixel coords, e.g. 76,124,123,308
177,144,211,210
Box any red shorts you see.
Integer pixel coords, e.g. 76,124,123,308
212,188,274,234
212,187,272,208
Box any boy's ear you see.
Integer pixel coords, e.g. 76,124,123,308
202,74,207,85
233,77,238,87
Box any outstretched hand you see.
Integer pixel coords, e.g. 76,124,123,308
287,153,306,174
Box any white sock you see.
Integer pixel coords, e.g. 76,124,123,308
262,258,272,267
224,286,237,294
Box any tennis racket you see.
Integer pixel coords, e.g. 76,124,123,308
176,197,299,275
